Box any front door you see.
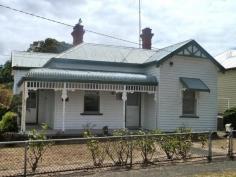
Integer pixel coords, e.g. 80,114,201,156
26,91,37,124
126,93,140,129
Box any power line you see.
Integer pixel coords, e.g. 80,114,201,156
0,3,177,53
0,3,140,46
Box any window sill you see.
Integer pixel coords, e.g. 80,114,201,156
80,112,103,116
180,115,199,118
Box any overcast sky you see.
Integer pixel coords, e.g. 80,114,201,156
0,0,235,64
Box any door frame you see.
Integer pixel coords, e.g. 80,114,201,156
125,92,141,129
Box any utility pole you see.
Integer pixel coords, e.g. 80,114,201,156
139,0,142,48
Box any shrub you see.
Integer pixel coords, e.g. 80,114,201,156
0,104,8,120
136,130,156,164
175,127,192,160
223,107,236,129
105,129,133,166
0,112,17,132
159,135,177,160
83,131,106,166
27,123,52,172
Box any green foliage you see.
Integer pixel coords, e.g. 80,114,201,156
105,129,133,166
223,107,236,129
159,135,177,160
136,130,156,164
0,104,8,120
9,94,21,115
175,127,192,160
0,112,17,132
83,131,106,166
0,61,13,84
27,38,72,53
27,123,51,172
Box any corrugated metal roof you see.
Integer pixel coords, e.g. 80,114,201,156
55,43,156,64
180,77,210,92
21,68,158,85
11,51,56,68
215,50,236,69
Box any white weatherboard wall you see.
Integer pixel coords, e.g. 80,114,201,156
158,55,218,131
12,70,29,94
143,92,158,130
143,65,160,130
53,91,123,130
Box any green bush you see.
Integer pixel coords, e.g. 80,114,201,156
105,129,133,166
0,112,17,132
0,104,8,120
223,107,236,129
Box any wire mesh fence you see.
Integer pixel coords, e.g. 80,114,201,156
0,131,234,177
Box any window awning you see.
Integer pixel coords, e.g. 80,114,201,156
180,77,210,92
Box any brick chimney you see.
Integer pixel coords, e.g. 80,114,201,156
140,27,154,49
71,19,85,46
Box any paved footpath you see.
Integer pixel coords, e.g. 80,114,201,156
40,160,236,177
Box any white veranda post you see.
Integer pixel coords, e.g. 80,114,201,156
61,83,68,132
154,90,158,129
21,82,28,133
122,86,127,129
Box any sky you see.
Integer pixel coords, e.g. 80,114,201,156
0,0,235,64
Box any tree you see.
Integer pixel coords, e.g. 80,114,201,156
0,60,13,84
27,38,72,53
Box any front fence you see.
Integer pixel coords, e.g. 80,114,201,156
0,131,235,177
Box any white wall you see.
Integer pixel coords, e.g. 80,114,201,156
143,65,160,130
143,93,158,130
53,91,124,130
12,69,28,94
158,55,218,132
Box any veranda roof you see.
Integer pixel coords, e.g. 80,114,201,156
18,68,158,86
180,77,210,92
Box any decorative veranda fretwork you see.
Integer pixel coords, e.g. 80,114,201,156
177,44,207,58
26,81,157,93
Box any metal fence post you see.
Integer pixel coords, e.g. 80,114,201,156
207,131,212,162
228,130,234,160
24,141,28,177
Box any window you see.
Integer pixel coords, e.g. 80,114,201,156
83,91,100,114
182,90,196,116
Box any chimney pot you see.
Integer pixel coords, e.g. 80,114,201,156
140,27,154,49
71,19,85,46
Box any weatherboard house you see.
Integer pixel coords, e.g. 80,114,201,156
12,23,223,133
215,50,236,114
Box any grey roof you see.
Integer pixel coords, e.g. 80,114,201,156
55,43,157,64
215,50,236,70
55,40,193,65
12,40,224,73
180,77,210,92
19,68,158,86
11,51,57,68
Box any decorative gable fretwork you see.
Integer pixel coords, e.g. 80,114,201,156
177,44,207,58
